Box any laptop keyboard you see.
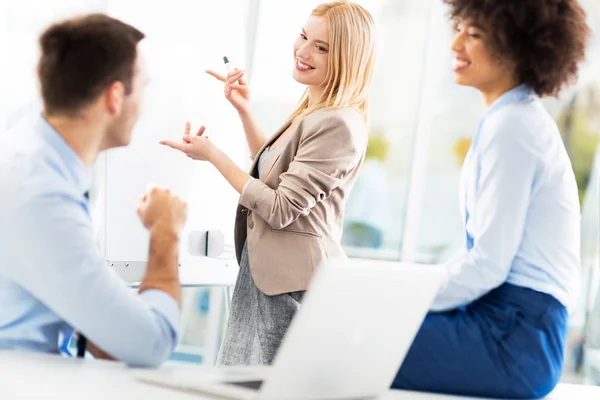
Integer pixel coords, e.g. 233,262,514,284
224,380,264,391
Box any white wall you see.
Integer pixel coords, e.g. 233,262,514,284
1,1,107,132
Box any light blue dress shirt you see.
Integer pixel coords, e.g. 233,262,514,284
432,84,581,313
0,117,180,367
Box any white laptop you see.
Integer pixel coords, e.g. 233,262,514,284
135,258,447,400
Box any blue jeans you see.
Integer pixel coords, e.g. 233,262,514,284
392,283,568,399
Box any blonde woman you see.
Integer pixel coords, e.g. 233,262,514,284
161,0,377,365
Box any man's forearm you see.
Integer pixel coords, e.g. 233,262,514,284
239,109,267,157
138,226,181,306
88,227,181,364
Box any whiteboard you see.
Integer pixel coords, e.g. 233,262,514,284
102,0,251,263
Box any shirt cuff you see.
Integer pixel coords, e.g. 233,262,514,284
139,289,180,343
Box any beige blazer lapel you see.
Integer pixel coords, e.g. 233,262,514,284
259,144,283,181
250,120,292,179
248,122,289,176
261,121,300,181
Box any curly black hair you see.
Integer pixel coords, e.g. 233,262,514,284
443,0,591,97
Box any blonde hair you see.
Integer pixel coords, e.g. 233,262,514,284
288,1,377,123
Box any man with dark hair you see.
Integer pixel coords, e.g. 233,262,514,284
0,14,186,367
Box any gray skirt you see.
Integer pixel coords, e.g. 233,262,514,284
217,240,304,366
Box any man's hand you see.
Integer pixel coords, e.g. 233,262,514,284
87,340,117,361
137,185,186,307
74,333,117,362
137,185,187,234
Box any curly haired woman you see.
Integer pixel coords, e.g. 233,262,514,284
392,1,590,398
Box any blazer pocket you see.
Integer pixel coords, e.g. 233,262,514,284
270,228,326,273
270,228,322,239
255,229,321,287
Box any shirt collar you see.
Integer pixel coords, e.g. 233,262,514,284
471,85,536,149
34,115,92,196
484,84,536,118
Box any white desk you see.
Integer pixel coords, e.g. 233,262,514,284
1,351,599,400
115,258,239,287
